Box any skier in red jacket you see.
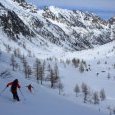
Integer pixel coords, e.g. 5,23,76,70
7,79,21,101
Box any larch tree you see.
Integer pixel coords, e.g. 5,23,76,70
10,54,16,71
79,61,85,73
93,91,100,104
34,58,41,84
74,84,80,97
58,80,64,95
81,83,89,103
100,89,106,101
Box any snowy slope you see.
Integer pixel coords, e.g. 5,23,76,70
0,80,106,115
0,52,106,115
56,40,115,114
0,40,115,114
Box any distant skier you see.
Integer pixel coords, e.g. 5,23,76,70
7,79,21,101
26,84,34,93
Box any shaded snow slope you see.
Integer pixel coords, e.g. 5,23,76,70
0,72,106,115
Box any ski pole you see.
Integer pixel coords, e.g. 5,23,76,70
19,89,26,100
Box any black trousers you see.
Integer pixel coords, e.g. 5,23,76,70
12,91,20,101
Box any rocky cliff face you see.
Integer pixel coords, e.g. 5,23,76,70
0,2,35,41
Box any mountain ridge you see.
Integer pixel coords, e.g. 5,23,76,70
0,0,115,55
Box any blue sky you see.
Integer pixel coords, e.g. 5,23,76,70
27,0,115,19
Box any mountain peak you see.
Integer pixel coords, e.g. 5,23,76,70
13,0,25,3
108,16,115,25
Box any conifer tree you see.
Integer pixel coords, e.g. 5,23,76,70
34,58,41,84
100,89,106,101
74,84,80,97
79,61,85,73
58,81,63,95
49,68,59,88
11,54,16,71
81,83,89,103
93,91,100,104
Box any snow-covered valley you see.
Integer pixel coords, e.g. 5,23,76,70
0,40,115,115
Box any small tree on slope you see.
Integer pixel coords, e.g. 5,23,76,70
74,84,80,97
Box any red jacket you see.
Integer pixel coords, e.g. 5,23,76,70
7,82,20,93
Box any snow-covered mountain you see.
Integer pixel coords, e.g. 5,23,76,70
0,0,114,55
